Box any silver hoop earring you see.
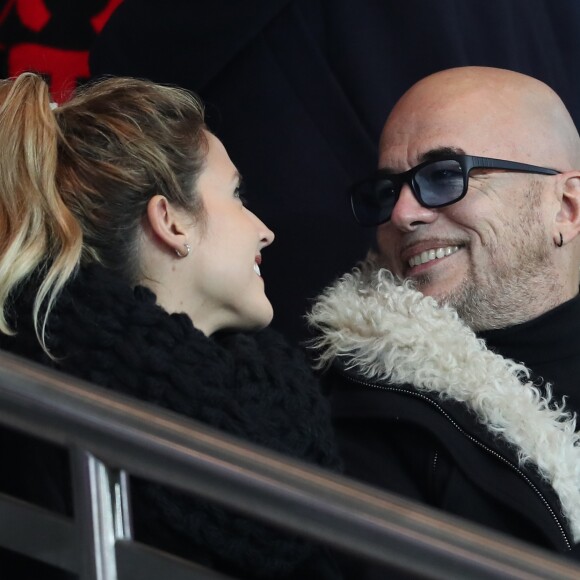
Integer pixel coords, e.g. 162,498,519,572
556,232,564,248
175,243,191,258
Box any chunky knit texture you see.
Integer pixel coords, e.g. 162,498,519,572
2,263,340,579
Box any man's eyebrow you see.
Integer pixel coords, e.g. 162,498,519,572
417,146,466,164
380,146,467,173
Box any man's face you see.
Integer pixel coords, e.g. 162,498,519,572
375,88,561,331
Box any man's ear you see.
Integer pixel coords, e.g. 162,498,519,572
555,173,580,244
146,195,189,254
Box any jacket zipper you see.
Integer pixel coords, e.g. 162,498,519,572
344,374,572,551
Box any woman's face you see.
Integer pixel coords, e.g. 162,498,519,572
181,132,275,335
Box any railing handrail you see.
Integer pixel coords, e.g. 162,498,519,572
0,349,579,579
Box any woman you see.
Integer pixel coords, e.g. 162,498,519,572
0,73,340,579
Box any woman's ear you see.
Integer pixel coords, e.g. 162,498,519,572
146,195,189,255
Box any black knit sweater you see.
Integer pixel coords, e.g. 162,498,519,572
0,264,342,579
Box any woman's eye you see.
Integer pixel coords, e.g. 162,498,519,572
234,182,247,205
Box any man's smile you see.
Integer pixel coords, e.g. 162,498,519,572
407,245,460,268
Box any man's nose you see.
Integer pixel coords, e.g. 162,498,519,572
389,183,439,231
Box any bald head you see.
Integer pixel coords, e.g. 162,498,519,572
373,66,580,329
380,66,580,172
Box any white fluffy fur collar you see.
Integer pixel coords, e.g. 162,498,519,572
308,263,580,542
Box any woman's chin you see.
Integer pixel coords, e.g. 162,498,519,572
250,301,274,330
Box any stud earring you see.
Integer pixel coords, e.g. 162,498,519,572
175,243,191,258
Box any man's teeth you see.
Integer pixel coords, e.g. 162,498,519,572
408,246,459,268
254,263,261,276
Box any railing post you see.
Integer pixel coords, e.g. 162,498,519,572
71,447,133,580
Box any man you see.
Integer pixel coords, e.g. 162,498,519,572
309,67,580,566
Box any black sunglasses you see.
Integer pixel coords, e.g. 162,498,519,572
350,154,560,227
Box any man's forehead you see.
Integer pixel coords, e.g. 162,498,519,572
379,94,547,170
379,109,478,168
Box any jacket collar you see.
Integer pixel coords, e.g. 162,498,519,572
479,294,580,363
309,263,580,542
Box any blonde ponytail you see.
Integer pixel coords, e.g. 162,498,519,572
0,73,207,354
0,73,82,351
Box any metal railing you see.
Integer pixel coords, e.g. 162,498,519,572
0,349,579,579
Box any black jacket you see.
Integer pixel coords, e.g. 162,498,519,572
0,263,341,580
309,266,580,578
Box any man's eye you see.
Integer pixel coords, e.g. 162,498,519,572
429,168,462,184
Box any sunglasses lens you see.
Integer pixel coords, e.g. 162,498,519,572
351,177,398,226
415,159,465,206
351,159,467,226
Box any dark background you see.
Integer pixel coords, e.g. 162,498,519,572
4,0,580,345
